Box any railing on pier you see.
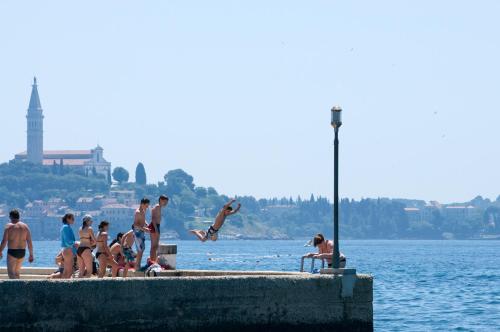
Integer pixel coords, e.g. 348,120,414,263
300,256,325,272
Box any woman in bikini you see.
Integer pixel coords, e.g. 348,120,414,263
95,221,119,278
77,215,97,278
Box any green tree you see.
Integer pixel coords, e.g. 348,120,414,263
112,167,129,184
164,169,195,196
135,162,147,185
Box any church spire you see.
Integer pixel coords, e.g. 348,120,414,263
28,76,42,112
26,76,44,164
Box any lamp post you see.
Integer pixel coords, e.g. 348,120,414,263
330,106,342,270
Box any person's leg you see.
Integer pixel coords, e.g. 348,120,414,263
123,264,130,278
134,231,145,269
98,255,107,278
77,254,85,277
62,249,74,279
136,250,144,269
6,253,16,279
150,232,159,261
82,250,93,278
189,230,207,242
108,257,119,277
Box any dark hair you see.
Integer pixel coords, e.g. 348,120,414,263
9,209,20,221
98,220,109,231
62,213,74,224
140,198,150,205
110,232,123,247
313,234,325,247
159,195,169,202
226,206,233,211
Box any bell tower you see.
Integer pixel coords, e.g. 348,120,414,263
26,77,44,164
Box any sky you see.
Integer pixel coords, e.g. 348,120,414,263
0,1,499,203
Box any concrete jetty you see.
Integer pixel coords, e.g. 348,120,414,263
0,269,372,332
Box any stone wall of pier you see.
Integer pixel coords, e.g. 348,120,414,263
0,272,373,332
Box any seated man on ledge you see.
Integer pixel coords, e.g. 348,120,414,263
304,233,346,268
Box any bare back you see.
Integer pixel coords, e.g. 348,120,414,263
5,222,29,249
121,230,135,248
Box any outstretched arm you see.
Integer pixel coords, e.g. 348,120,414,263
26,227,34,262
0,227,8,258
223,199,236,209
228,203,241,215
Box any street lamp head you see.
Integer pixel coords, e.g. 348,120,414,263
331,106,342,129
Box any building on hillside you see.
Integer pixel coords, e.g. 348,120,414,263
109,190,137,205
403,207,421,223
442,206,480,220
101,203,136,234
24,201,48,218
13,77,111,180
75,197,104,212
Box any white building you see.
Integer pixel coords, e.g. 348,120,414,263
13,77,112,180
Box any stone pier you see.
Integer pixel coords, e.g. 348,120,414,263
0,270,373,332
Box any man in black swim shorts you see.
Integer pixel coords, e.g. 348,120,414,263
0,209,34,279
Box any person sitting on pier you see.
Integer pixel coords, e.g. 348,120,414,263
132,198,150,269
120,228,137,278
95,221,119,278
190,199,241,242
0,209,34,279
110,233,125,274
77,215,97,278
304,233,346,268
48,250,64,279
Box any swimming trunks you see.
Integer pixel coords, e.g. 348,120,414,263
133,226,146,252
77,246,91,257
204,226,219,240
122,247,136,263
7,249,26,259
148,223,160,234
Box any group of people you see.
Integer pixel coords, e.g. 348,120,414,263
0,196,243,279
54,194,169,279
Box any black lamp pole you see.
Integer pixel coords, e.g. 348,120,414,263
331,106,342,270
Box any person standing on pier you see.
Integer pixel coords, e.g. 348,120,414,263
148,195,169,262
132,198,150,269
0,209,34,279
60,213,77,279
77,215,97,278
95,221,119,278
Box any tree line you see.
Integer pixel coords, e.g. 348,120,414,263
0,161,499,239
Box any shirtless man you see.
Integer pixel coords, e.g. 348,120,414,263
120,229,137,278
148,195,169,261
0,210,34,279
190,199,241,242
132,198,150,269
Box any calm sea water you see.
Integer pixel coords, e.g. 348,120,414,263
1,239,499,331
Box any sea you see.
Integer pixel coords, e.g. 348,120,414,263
1,239,499,331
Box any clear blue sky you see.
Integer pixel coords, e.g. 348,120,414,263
0,1,499,203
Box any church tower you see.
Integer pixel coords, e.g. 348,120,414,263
26,77,44,164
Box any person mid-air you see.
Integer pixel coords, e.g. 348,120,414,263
190,199,241,242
